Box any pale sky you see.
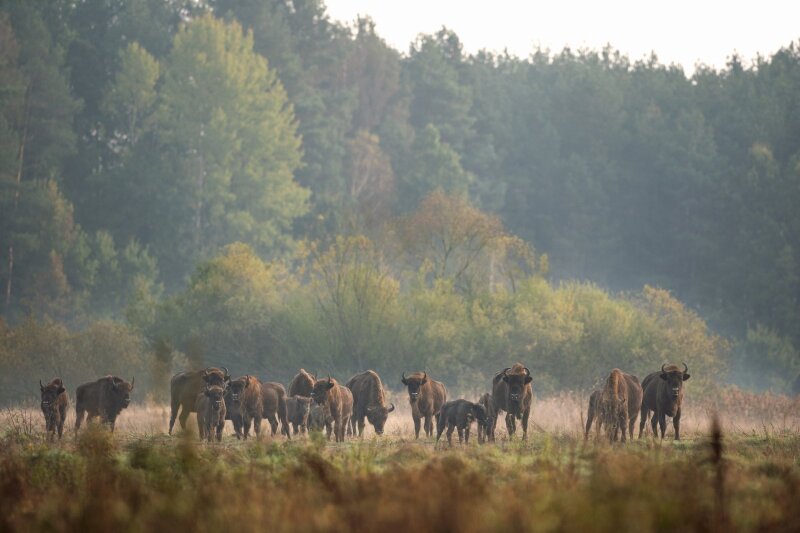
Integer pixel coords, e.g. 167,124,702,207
325,0,800,73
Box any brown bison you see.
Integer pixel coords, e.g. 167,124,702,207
492,363,533,439
308,403,332,432
436,399,488,446
346,370,395,436
477,393,498,443
75,376,134,431
639,363,691,440
288,369,316,397
40,378,68,441
600,369,643,442
401,372,447,439
228,376,264,439
169,367,230,434
583,390,604,440
195,385,226,442
286,396,312,434
262,382,291,439
310,376,353,442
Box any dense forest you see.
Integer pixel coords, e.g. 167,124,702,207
0,0,798,400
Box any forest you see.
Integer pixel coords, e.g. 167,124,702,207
1,0,799,400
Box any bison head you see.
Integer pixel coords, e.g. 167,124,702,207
366,403,395,434
471,403,488,425
40,379,65,413
203,367,229,388
660,363,690,400
502,367,532,407
401,372,427,401
205,385,225,412
110,377,134,409
227,378,248,405
310,376,335,405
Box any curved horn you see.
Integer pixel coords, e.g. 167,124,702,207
401,372,406,381
130,376,135,390
502,367,511,375
682,362,688,374
388,403,395,413
327,374,332,384
203,369,208,378
222,366,229,377
523,367,531,377
39,379,44,389
422,371,427,381
661,364,667,373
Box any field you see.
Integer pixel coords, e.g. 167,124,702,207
1,391,799,533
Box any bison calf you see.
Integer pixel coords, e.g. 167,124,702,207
196,385,226,442
308,403,333,433
436,399,488,446
287,396,312,434
262,382,291,439
75,376,134,431
40,378,68,441
310,376,352,442
477,393,497,443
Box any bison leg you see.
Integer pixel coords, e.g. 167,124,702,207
357,416,366,437
446,424,455,446
522,409,530,440
413,415,421,439
465,425,471,444
325,420,333,441
505,413,516,438
639,406,650,439
253,416,262,440
673,408,682,441
169,397,181,435
266,413,279,436
216,421,224,442
585,404,595,441
658,413,667,439
177,408,191,433
75,407,86,432
457,426,464,444
424,415,434,438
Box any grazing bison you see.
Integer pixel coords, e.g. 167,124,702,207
346,370,395,436
286,396,312,434
262,382,291,439
436,399,488,446
195,385,226,442
310,376,352,442
600,369,643,443
308,403,333,432
40,378,68,441
639,363,690,440
228,376,264,439
584,390,604,440
492,363,533,439
75,376,134,431
477,393,498,443
169,367,230,434
400,372,447,439
288,369,316,397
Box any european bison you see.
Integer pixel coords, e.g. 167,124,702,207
639,363,690,440
169,367,229,434
436,399,488,446
196,385,226,442
288,369,316,397
228,376,264,440
401,372,447,439
477,392,497,443
584,390,603,440
346,370,395,436
286,396,312,434
40,378,68,441
75,376,134,431
308,403,332,432
310,376,353,442
600,369,643,442
492,363,533,439
262,382,291,439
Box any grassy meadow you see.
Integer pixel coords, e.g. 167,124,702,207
1,390,799,532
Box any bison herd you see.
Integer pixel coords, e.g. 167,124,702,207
35,362,691,444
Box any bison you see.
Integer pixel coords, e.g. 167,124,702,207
228,376,264,440
308,402,333,432
600,369,643,442
262,382,291,439
288,369,316,397
436,399,488,446
401,372,447,439
639,363,690,440
477,393,497,443
40,378,68,441
75,376,134,431
286,395,312,434
346,370,395,436
196,385,226,442
310,376,352,442
584,390,604,440
169,367,230,434
492,363,533,439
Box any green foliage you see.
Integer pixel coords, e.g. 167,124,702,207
731,325,799,393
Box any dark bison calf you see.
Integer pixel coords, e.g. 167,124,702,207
286,396,312,434
436,399,488,446
584,390,604,440
639,363,691,440
308,403,333,432
169,367,229,434
40,378,68,441
401,372,447,439
196,385,226,442
477,393,497,443
75,376,134,431
262,382,291,439
310,376,353,442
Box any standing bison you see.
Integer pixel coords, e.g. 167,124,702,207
196,385,226,442
310,376,352,442
584,390,604,440
401,372,447,439
40,378,68,441
262,382,291,439
75,376,134,431
169,367,230,434
228,376,264,439
286,396,312,434
596,369,643,443
288,369,316,397
436,399,488,446
639,363,690,440
346,370,395,436
492,363,533,439
477,393,497,443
